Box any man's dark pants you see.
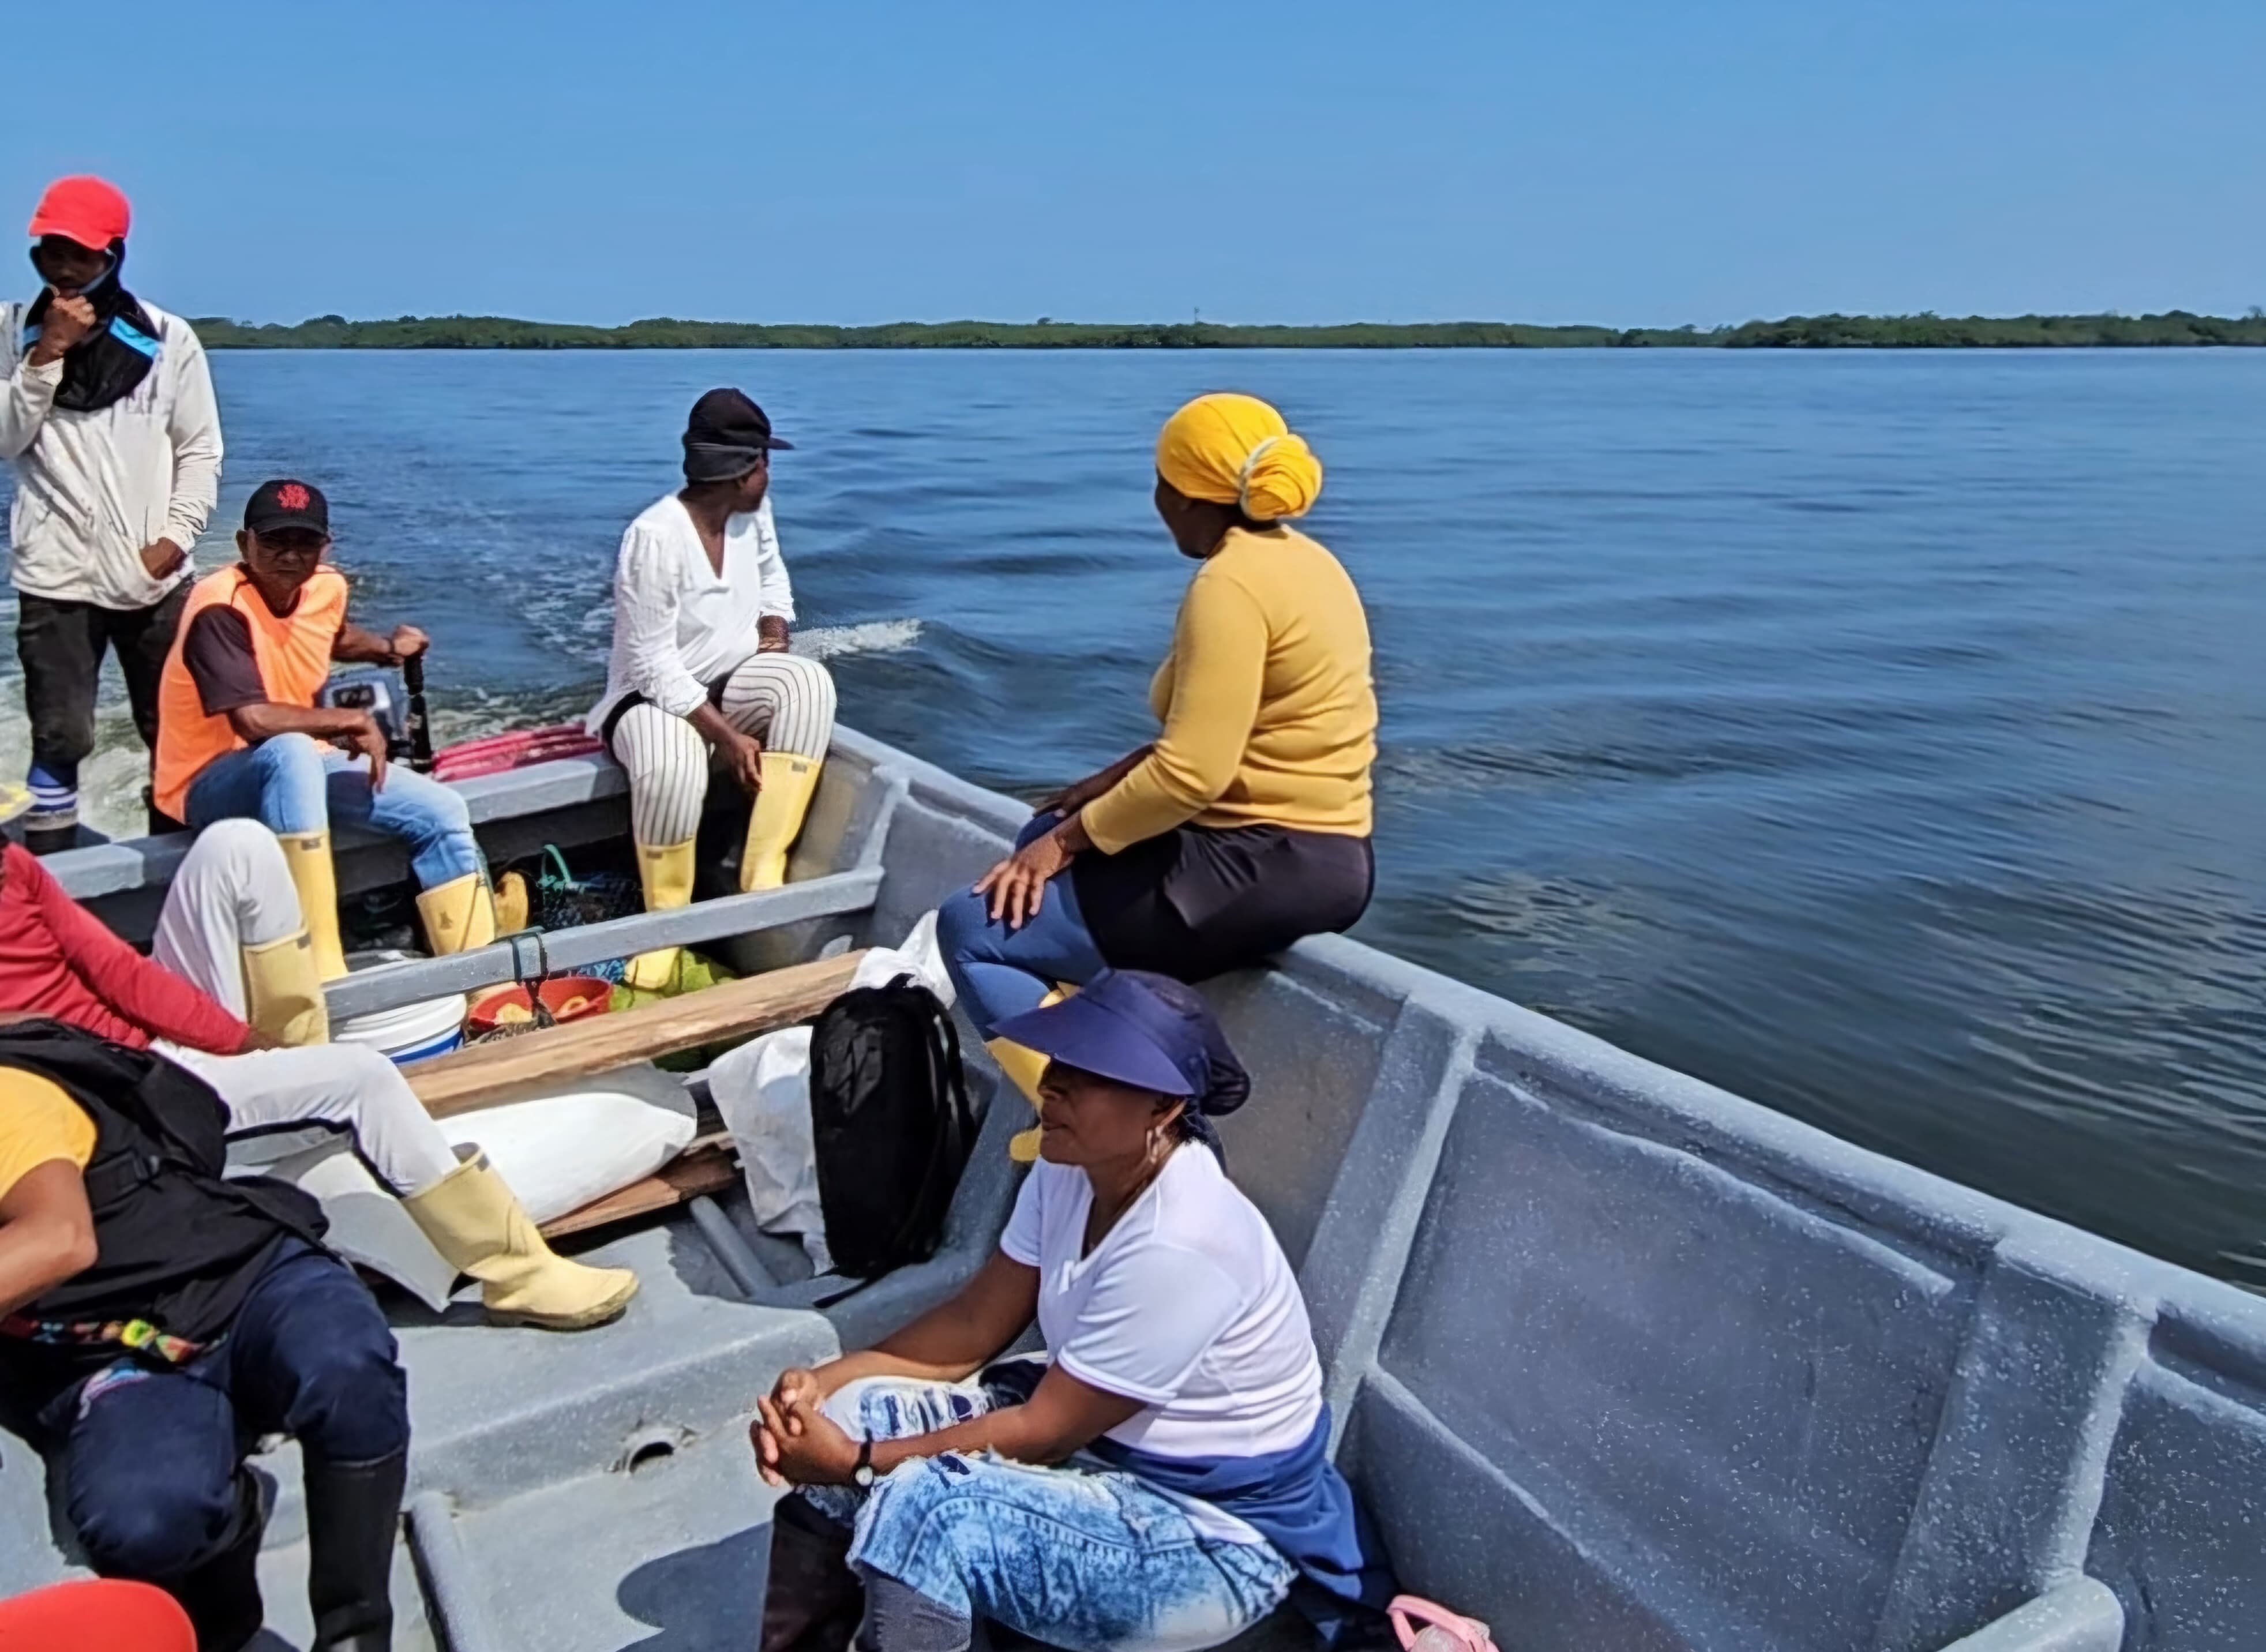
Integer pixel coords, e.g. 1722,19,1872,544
50,1241,410,1585
15,582,190,788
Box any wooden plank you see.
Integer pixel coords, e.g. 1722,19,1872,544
539,1133,740,1238
408,951,865,1118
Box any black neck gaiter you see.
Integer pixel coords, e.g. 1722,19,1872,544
25,241,160,412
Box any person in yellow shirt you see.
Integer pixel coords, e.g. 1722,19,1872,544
0,1030,412,1648
937,393,1378,1131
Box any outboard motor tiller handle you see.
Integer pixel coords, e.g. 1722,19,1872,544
318,655,436,774
401,652,435,774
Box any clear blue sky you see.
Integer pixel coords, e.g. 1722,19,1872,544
4,0,2260,328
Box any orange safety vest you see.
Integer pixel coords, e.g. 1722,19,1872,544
153,565,351,822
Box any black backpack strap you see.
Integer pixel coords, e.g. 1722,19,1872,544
931,1000,974,1142
80,1146,162,1208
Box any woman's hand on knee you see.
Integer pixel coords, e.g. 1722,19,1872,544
973,821,1084,930
751,1366,820,1486
750,1414,788,1488
772,1365,827,1420
755,1389,860,1487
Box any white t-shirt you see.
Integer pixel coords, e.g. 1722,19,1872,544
587,492,797,733
1001,1146,1324,1465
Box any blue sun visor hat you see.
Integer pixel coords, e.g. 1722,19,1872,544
991,969,1252,1116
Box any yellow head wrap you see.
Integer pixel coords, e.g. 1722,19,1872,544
1154,393,1323,523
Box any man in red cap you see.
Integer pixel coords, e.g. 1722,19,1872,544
1,176,223,853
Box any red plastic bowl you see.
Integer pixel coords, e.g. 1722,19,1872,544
466,975,614,1037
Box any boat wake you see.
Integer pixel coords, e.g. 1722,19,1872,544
0,616,931,843
795,618,924,660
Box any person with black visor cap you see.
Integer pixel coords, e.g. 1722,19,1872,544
586,388,838,993
0,176,223,853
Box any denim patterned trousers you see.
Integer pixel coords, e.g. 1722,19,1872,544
793,1373,1296,1652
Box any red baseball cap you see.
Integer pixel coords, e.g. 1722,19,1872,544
0,1578,194,1649
28,176,131,250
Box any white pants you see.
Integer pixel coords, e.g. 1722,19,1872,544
609,651,837,846
151,819,459,1196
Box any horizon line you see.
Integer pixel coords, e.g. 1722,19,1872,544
185,311,2266,352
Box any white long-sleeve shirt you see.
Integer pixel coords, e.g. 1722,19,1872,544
0,299,222,611
587,492,797,733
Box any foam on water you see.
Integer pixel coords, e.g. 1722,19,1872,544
795,618,923,660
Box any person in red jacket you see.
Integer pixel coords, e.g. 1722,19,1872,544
0,820,636,1331
0,828,300,1055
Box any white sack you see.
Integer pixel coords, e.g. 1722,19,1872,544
444,1088,697,1224
712,1024,828,1271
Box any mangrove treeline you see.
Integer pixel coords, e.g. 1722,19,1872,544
192,311,2266,350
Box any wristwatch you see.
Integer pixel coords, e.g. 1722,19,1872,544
852,1436,876,1489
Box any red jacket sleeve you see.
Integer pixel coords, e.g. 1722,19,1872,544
19,851,250,1054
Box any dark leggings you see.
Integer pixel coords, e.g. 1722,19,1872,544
1072,820,1376,981
16,583,189,783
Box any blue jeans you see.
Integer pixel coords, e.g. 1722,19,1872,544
184,731,482,889
52,1241,408,1582
796,1375,1295,1652
936,814,1109,1037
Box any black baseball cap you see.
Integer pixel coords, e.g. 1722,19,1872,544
244,479,330,538
682,388,793,482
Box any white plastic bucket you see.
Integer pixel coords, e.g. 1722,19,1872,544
333,950,467,1066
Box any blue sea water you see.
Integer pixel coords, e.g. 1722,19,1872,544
3,347,2261,1283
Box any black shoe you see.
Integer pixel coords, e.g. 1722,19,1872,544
22,819,78,856
305,1450,407,1651
763,1493,866,1652
171,1470,267,1652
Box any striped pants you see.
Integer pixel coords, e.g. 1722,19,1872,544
607,651,838,847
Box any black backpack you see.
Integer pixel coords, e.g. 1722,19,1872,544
809,976,977,1278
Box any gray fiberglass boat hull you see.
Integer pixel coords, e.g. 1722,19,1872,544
5,726,2260,1652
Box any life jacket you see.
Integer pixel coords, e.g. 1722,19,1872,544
152,564,350,821
0,1023,328,1407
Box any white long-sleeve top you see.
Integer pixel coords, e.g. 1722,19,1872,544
0,299,223,611
587,491,797,734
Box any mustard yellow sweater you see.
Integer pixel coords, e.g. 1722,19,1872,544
1081,527,1377,855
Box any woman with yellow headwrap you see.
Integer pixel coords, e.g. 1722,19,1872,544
936,393,1379,1110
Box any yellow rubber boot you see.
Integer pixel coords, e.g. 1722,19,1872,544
625,839,697,994
990,986,1070,1164
416,872,498,956
241,930,330,1047
494,869,530,935
739,752,823,892
400,1151,639,1331
991,1039,1051,1166
277,831,349,982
